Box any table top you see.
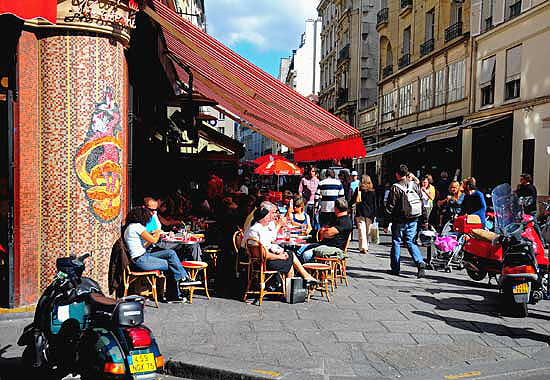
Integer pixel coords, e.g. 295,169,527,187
274,239,309,247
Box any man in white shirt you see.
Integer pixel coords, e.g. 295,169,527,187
315,169,344,226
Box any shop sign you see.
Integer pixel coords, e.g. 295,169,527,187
64,0,139,30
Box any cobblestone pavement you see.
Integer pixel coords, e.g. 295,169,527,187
1,234,550,379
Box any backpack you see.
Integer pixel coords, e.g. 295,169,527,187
395,182,422,218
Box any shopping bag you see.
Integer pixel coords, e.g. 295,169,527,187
369,219,380,244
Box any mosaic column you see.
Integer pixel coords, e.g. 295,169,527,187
17,1,137,299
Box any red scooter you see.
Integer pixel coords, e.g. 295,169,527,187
460,184,549,316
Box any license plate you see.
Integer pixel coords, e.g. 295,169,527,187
513,283,529,294
129,353,156,373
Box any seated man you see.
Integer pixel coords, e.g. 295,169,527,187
242,207,317,285
296,198,352,263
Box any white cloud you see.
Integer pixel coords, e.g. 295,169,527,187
205,0,319,51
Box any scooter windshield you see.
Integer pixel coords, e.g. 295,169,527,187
491,183,523,232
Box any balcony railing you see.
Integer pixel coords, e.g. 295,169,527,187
507,1,521,20
444,22,463,42
420,39,434,56
400,0,412,10
398,53,410,69
337,44,350,65
382,65,393,78
377,8,389,26
336,88,349,107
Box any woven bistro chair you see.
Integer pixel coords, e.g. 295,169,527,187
232,229,247,278
314,230,351,289
243,238,286,305
123,263,166,308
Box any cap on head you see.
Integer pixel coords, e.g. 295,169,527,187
351,171,358,176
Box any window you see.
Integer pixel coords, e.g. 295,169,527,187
505,45,521,100
434,69,446,106
402,27,411,55
425,9,435,41
506,0,522,20
447,60,465,102
480,56,495,106
398,83,413,117
386,44,393,67
522,139,535,176
451,2,463,24
419,73,433,111
217,127,225,134
382,91,396,121
482,0,493,31
219,111,225,120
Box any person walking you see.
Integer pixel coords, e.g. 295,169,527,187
420,176,435,223
352,175,377,254
516,173,537,215
384,165,427,277
315,168,344,226
298,166,319,226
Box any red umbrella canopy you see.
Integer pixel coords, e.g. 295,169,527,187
252,154,289,166
254,159,303,176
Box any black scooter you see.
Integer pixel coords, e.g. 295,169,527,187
18,254,163,379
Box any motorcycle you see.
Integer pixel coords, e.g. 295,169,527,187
18,253,163,379
461,183,549,317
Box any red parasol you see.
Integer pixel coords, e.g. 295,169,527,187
252,154,289,166
254,159,303,176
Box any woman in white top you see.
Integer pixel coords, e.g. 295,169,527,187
123,207,198,302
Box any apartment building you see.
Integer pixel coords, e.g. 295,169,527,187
467,0,550,194
172,0,205,30
373,0,471,182
318,0,379,127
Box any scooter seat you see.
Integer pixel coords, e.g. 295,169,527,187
470,228,499,243
89,293,117,313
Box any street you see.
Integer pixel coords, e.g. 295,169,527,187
1,233,549,379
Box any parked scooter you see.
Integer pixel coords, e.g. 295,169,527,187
18,253,163,379
461,184,549,317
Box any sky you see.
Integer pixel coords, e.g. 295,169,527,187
204,0,319,78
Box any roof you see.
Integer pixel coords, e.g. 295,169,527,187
144,1,365,162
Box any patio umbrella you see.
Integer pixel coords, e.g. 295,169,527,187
252,154,289,166
254,158,303,190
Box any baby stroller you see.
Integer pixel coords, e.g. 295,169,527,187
419,225,466,272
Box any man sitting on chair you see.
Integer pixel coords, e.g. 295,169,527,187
296,198,352,263
242,207,317,285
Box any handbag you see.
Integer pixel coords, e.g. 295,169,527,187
356,188,362,203
285,277,306,304
369,218,380,244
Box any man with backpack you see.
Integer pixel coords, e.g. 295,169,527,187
384,164,427,278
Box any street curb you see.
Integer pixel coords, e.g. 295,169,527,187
0,306,35,321
164,359,284,380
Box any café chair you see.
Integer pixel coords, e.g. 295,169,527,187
243,238,286,305
232,229,247,278
123,264,166,308
181,261,211,304
202,245,221,272
302,263,331,302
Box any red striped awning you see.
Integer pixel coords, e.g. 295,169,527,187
144,1,365,162
0,0,57,24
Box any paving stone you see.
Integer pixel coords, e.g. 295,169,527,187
357,310,407,321
334,330,368,343
362,333,417,345
411,334,454,345
381,320,436,334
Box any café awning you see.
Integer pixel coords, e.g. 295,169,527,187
0,0,57,24
144,1,365,162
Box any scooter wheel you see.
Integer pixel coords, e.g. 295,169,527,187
466,268,487,281
22,346,65,380
502,288,529,318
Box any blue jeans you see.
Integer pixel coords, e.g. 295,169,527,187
296,243,319,263
134,249,188,297
390,220,425,273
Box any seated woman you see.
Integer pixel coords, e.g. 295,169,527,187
460,178,487,228
242,207,317,285
289,196,312,235
123,207,199,302
437,181,464,227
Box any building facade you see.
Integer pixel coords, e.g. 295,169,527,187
467,0,550,194
374,0,471,182
318,0,379,128
172,0,205,30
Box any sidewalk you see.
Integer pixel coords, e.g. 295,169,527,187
1,234,549,379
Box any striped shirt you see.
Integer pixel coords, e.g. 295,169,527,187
315,178,345,213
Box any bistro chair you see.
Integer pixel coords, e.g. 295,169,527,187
123,264,166,308
202,245,221,273
302,262,331,302
232,229,247,278
243,238,286,305
181,261,211,304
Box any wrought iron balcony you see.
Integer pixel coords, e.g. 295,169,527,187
507,1,522,20
377,8,389,26
382,65,393,78
444,22,463,42
398,53,410,69
400,0,412,10
420,39,434,56
336,88,349,107
337,44,350,65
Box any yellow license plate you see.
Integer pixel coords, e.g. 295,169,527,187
129,353,156,373
513,283,529,294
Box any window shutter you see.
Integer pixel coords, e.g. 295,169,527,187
471,1,482,36
521,0,532,12
493,0,505,25
506,45,522,80
480,56,496,86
